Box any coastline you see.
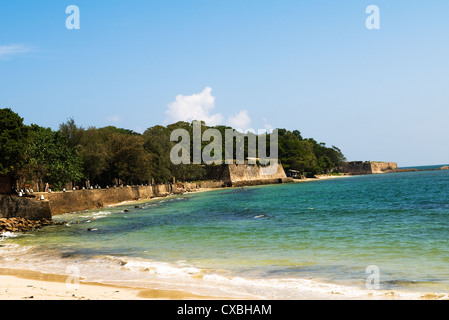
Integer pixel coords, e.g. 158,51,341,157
2,175,447,301
0,185,235,301
1,265,446,300
292,174,353,183
0,177,357,301
0,268,219,300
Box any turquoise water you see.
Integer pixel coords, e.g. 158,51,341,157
2,169,449,298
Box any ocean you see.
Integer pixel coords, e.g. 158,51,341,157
2,167,449,299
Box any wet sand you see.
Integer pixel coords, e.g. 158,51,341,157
0,267,219,300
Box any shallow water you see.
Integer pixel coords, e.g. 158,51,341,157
2,169,449,299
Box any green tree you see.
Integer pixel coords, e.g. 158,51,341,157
0,108,29,177
107,132,151,184
143,125,173,183
25,125,84,190
77,127,108,185
59,118,84,149
278,129,348,175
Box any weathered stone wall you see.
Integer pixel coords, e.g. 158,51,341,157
370,162,398,174
0,195,51,220
206,163,292,187
228,163,291,186
0,181,227,219
199,181,226,189
1,165,291,219
338,161,398,175
34,184,176,215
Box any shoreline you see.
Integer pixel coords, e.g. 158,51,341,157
0,186,235,301
2,176,446,300
0,267,221,300
1,264,446,300
292,174,354,183
0,177,359,301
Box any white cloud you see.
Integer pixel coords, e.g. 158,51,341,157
165,87,224,126
0,44,31,59
227,110,252,132
165,87,256,132
106,115,122,123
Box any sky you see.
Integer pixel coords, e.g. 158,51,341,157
1,0,449,167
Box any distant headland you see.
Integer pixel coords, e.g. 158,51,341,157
338,161,449,175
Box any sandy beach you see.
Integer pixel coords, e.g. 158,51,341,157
0,184,243,301
293,174,353,183
3,267,444,301
0,180,349,301
0,268,220,300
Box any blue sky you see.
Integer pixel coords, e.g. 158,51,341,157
1,1,448,166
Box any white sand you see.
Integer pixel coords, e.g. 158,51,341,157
0,268,215,300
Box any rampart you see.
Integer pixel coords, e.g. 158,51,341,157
1,164,292,219
34,184,177,216
0,195,51,220
338,161,398,175
206,163,293,187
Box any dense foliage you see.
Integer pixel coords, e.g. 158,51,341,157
0,109,346,190
0,109,29,176
277,129,346,175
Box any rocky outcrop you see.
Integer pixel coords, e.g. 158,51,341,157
338,161,398,175
440,166,449,170
0,217,61,233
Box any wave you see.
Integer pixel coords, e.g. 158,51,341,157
1,243,447,300
1,231,19,239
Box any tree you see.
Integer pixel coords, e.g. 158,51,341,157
277,128,346,175
24,125,84,190
77,127,108,185
59,118,84,149
6,108,348,188
0,108,29,177
143,125,173,183
107,132,151,184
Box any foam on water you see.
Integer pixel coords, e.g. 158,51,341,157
0,242,447,300
1,231,19,239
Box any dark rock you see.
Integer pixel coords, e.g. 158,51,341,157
0,218,62,233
